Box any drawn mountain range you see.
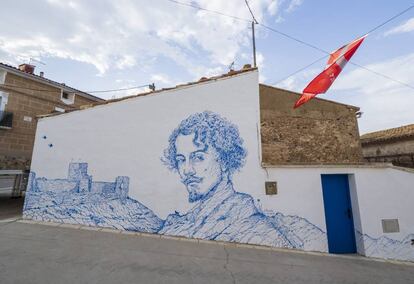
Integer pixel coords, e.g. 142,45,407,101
23,163,413,262
358,232,414,262
159,185,328,251
23,164,163,233
24,190,163,233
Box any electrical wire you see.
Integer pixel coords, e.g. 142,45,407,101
270,55,329,85
165,0,414,91
244,0,258,24
0,83,152,94
165,0,251,23
4,1,412,95
365,5,414,35
262,5,414,90
348,62,414,90
86,85,151,94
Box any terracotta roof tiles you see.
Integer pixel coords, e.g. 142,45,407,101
0,62,104,102
360,124,414,144
38,66,258,118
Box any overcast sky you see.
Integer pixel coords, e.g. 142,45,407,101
1,0,413,134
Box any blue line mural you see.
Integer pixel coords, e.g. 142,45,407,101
356,231,414,261
159,111,326,250
23,163,163,232
23,111,413,261
23,162,327,251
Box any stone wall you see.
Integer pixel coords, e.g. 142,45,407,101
260,85,363,165
362,138,414,168
0,73,102,170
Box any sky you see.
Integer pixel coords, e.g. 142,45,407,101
1,0,413,134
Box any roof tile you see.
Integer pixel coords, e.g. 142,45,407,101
360,124,414,144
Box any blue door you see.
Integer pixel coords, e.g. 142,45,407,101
321,174,356,254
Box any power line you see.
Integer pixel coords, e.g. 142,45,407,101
272,57,414,91
87,85,152,94
261,4,414,55
0,83,152,94
165,0,414,91
244,0,258,24
264,5,414,89
349,62,414,90
165,0,251,23
259,23,328,54
270,55,329,85
365,5,414,35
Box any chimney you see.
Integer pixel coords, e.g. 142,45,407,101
18,64,35,74
39,71,44,77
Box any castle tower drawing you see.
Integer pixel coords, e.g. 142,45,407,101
68,163,92,193
115,176,129,204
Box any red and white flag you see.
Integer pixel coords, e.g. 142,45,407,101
294,35,367,108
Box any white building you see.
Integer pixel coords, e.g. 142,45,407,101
24,68,414,262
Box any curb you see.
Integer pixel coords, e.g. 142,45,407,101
16,219,414,267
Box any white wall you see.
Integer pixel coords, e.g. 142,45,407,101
31,71,264,219
264,166,414,261
27,69,414,261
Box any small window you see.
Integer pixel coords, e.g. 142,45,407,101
60,91,75,105
0,91,12,129
0,91,8,113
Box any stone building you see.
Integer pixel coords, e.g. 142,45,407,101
0,63,104,170
260,84,363,165
360,124,414,168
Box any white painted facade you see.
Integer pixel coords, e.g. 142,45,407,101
30,71,263,219
25,70,414,262
264,166,414,260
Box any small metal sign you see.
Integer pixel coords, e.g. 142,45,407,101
265,181,277,195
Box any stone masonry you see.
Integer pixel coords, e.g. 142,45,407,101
260,84,363,165
360,124,414,168
0,69,103,170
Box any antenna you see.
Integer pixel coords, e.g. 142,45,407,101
29,58,46,66
228,61,235,71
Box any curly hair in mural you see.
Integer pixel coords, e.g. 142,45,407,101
163,111,247,174
162,111,247,203
157,111,326,250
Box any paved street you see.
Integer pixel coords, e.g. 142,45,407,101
0,220,413,284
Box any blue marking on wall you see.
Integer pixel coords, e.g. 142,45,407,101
158,111,328,250
23,163,163,233
23,111,413,261
356,231,414,261
23,162,328,250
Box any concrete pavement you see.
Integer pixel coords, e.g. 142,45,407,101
0,220,413,284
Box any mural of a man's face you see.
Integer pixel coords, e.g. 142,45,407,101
174,133,223,202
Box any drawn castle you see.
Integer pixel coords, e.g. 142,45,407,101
27,163,129,203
